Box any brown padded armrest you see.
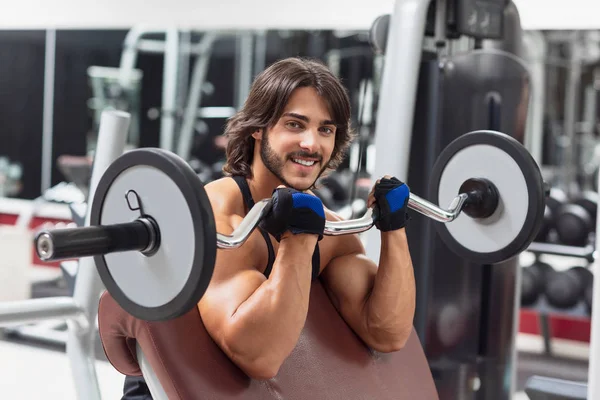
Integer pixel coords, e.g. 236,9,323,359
98,280,438,400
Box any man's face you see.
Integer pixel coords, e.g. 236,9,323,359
257,86,337,191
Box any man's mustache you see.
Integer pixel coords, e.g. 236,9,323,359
288,152,322,162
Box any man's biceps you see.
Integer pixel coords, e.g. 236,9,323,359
212,250,256,280
209,252,261,285
325,254,376,297
200,272,262,315
328,252,376,276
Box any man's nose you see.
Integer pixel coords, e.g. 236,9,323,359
300,129,318,152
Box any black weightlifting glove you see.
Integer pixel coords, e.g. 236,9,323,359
373,177,411,231
259,187,326,242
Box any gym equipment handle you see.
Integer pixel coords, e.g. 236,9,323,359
35,218,157,261
217,192,470,248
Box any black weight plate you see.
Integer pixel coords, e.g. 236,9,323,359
545,270,581,309
429,130,545,265
91,148,217,321
555,204,593,247
573,190,599,223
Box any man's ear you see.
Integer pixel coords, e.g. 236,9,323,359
251,128,263,140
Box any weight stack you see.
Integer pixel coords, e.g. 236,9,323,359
403,10,529,400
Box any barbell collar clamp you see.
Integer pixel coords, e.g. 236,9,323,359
138,216,161,256
458,178,500,219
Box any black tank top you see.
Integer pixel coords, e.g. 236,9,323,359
231,176,320,280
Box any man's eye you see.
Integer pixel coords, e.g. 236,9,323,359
286,121,301,129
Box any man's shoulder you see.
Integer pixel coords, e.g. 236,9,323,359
205,177,267,272
204,177,244,226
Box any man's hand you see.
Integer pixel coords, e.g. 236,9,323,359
367,176,411,232
259,186,326,241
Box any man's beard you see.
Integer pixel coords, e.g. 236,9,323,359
259,130,328,191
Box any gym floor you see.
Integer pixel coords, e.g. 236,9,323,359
0,332,589,399
0,262,590,399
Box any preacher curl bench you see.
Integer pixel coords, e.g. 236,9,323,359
98,281,438,399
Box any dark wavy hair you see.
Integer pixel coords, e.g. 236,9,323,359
222,57,355,178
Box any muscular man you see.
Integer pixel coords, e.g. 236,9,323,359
122,57,415,398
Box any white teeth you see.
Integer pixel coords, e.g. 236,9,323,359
292,158,315,166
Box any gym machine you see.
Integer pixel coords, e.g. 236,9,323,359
87,28,217,155
366,0,531,398
366,1,600,398
86,27,266,164
0,156,98,348
1,205,86,349
0,111,130,400
86,65,143,155
33,27,261,233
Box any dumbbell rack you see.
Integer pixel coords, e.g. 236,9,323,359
523,240,595,356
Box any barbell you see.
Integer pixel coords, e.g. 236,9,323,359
34,130,546,321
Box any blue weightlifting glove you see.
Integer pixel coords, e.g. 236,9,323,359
259,187,326,242
372,177,411,231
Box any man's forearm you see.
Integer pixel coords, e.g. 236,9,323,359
225,235,316,376
364,228,415,349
